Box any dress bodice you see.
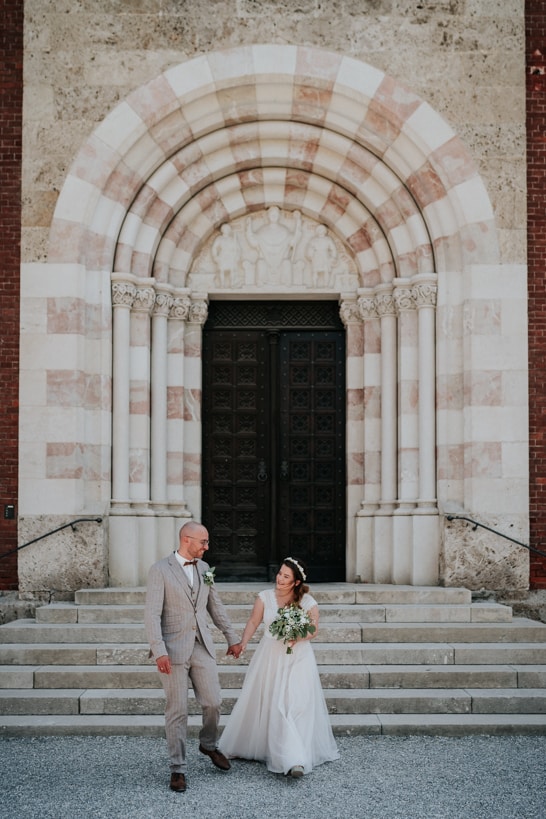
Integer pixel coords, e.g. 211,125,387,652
259,589,317,634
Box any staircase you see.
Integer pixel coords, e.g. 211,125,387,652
1,584,546,736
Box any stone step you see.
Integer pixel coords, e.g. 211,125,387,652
2,686,545,718
361,620,546,643
2,641,545,667
0,621,361,645
2,713,546,738
4,616,540,647
73,584,474,607
4,662,544,691
34,601,512,625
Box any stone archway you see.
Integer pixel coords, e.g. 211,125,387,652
37,45,522,589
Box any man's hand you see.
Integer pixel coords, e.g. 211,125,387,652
226,643,243,659
156,655,172,674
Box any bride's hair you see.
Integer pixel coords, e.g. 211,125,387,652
282,557,309,603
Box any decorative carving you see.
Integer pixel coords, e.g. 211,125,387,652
189,209,358,291
357,296,378,321
413,283,437,308
375,292,396,318
245,206,302,286
170,296,191,320
133,287,155,313
339,299,360,325
211,223,242,287
188,299,208,324
112,281,136,308
305,224,338,287
393,286,415,313
152,292,173,318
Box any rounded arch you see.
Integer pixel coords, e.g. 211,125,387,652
48,44,498,279
44,44,504,587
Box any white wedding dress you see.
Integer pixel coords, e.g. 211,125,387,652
218,589,340,776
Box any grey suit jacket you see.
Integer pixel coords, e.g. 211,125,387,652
144,553,239,664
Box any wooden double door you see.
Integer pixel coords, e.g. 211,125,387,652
202,301,346,582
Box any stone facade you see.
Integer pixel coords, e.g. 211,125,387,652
11,1,531,595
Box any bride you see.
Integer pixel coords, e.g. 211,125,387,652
218,557,339,778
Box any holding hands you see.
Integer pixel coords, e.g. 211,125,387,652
227,643,244,659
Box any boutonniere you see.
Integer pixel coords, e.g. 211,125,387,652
203,567,216,586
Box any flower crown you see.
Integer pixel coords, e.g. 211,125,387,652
284,556,306,581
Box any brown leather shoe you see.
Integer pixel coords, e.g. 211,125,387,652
199,744,231,770
169,772,187,792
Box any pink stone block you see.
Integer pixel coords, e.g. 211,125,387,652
127,75,179,128
432,136,477,188
464,441,502,478
347,388,364,421
436,373,464,410
183,452,200,485
364,386,381,418
47,298,85,335
167,387,184,419
167,452,184,484
130,383,149,415
437,444,464,480
464,371,502,406
347,451,364,485
407,162,446,208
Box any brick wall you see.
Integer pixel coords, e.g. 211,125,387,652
527,0,546,589
0,0,23,588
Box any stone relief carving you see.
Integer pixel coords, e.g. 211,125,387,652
188,208,358,291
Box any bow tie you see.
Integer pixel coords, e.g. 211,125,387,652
183,560,197,566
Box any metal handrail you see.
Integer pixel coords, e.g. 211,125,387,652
0,517,103,560
446,514,546,559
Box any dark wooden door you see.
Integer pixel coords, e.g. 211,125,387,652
202,302,345,582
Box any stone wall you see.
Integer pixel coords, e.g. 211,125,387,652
22,0,525,266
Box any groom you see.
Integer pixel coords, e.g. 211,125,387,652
145,521,241,792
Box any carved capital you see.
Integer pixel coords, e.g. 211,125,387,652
133,286,155,313
393,286,415,313
339,299,360,326
375,292,396,318
112,281,136,308
170,296,191,321
413,283,437,309
188,298,209,325
357,296,378,321
152,292,173,318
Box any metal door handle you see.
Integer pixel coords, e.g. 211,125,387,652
280,460,289,480
257,460,268,482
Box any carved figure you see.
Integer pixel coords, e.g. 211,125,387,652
245,207,302,285
305,224,337,287
211,223,241,287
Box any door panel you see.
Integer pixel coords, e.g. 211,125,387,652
279,333,346,581
202,302,345,582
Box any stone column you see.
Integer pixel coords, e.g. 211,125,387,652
111,277,135,508
167,293,192,512
339,296,364,580
375,284,398,511
130,283,155,504
182,295,208,517
393,280,418,510
151,287,173,508
414,275,438,510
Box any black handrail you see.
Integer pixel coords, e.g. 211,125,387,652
446,514,546,559
0,517,103,560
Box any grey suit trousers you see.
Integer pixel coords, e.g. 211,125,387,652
160,640,222,772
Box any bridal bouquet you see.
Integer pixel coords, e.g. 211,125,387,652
269,603,316,654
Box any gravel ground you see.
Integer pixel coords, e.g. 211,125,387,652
0,735,544,819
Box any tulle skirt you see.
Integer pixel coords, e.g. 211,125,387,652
218,634,339,775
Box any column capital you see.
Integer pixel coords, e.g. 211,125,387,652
339,297,360,326
112,281,136,308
